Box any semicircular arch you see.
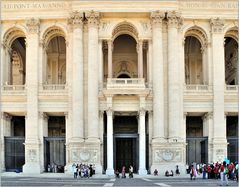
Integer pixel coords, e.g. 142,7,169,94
42,26,66,47
184,26,208,47
112,21,138,42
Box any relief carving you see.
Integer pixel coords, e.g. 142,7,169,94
154,149,182,163
28,149,37,162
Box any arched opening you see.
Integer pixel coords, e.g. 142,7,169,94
184,36,203,84
9,37,26,85
224,37,238,85
112,34,137,78
46,36,66,84
117,73,131,78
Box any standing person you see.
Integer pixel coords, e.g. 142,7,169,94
220,161,229,186
190,165,197,180
72,163,77,179
129,165,133,178
176,165,180,175
89,164,93,177
121,166,126,178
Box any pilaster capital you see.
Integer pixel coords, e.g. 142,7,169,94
85,10,100,28
64,112,68,119
136,39,143,53
106,108,114,116
68,11,84,30
107,39,114,51
99,110,104,118
150,10,165,28
167,11,183,29
39,112,48,120
1,113,12,121
148,110,153,116
25,18,40,34
210,18,225,34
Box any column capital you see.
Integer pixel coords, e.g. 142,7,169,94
106,108,114,116
167,11,183,28
99,110,104,118
210,18,225,34
150,10,165,28
138,108,146,116
68,11,84,29
136,39,143,53
203,112,213,120
64,112,68,119
85,10,100,28
25,18,40,34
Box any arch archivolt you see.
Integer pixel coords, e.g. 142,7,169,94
41,25,66,48
108,21,140,41
184,26,208,49
2,27,26,48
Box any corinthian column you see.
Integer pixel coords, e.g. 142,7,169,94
86,11,100,142
150,11,165,142
210,18,227,162
167,11,183,141
23,18,41,173
68,11,84,142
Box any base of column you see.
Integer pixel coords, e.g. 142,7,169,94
23,163,41,174
150,141,186,174
106,168,115,176
212,138,228,163
138,168,147,175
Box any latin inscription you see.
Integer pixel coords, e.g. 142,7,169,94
2,2,70,11
180,1,238,9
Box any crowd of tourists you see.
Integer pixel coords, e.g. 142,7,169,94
187,161,238,185
72,163,95,178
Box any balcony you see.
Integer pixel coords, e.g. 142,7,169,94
103,78,149,95
42,84,67,90
225,85,238,92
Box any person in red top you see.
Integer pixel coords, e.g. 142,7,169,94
214,165,219,179
207,165,212,179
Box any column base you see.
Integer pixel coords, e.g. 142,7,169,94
106,168,115,176
138,168,147,175
23,163,41,174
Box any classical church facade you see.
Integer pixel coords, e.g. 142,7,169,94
0,0,238,175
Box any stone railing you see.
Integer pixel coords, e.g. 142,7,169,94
225,85,238,91
2,84,25,91
184,84,212,91
106,78,145,89
42,84,67,90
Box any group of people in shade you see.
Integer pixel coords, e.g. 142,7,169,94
72,163,96,178
153,165,181,177
187,161,238,186
115,165,134,178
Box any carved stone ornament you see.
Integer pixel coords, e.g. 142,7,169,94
68,11,84,28
79,150,90,161
167,11,183,28
154,149,182,163
85,10,100,27
28,149,37,162
150,11,165,27
210,18,225,33
25,18,40,34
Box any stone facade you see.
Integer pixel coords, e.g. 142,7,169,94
0,0,238,175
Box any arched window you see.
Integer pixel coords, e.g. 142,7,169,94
46,36,66,84
224,37,238,85
9,37,26,85
184,36,203,84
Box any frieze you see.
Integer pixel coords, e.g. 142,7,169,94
71,149,99,163
154,148,182,163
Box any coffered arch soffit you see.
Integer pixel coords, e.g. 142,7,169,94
225,26,238,42
41,24,67,47
184,25,208,48
2,26,27,48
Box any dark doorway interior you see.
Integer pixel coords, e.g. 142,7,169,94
186,116,208,165
227,116,238,163
44,116,65,173
5,116,25,172
117,74,131,78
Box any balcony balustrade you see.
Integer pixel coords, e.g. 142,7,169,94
106,78,145,89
